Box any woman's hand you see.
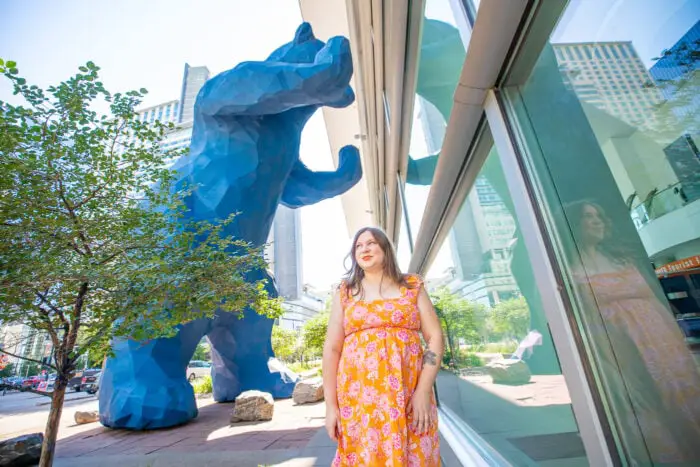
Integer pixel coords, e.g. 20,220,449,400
407,389,434,435
325,405,341,441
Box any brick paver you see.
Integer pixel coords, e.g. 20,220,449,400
55,397,330,465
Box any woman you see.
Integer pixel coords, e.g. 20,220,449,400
568,200,700,463
323,227,444,466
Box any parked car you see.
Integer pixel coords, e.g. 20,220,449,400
70,369,100,392
6,377,24,389
186,360,212,382
84,372,101,395
37,375,57,393
80,371,101,392
22,376,42,389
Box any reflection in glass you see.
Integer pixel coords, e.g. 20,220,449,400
566,201,700,460
503,0,700,463
427,146,587,466
404,0,465,235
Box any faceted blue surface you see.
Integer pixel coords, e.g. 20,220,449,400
99,23,362,430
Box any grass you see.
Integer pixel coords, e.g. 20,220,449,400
477,341,518,354
286,361,320,374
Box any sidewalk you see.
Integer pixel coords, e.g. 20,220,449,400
54,398,337,467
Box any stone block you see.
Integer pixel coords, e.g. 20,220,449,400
231,390,274,422
292,377,324,405
486,359,531,385
0,433,43,466
74,411,100,425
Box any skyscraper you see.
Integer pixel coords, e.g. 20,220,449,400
134,64,210,156
271,205,303,301
178,64,210,124
415,98,519,306
553,42,664,129
649,20,700,97
649,20,700,203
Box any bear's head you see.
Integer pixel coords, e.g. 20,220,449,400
266,22,324,64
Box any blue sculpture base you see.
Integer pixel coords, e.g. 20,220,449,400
99,310,297,430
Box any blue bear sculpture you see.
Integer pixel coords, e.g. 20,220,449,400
98,23,362,430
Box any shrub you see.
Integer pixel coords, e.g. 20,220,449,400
193,375,213,394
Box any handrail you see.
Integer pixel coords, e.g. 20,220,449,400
630,182,695,228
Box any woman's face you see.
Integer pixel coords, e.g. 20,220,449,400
355,231,385,272
581,204,606,244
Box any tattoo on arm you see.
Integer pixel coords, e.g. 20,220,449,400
422,350,438,366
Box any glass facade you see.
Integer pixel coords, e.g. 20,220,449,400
500,0,700,464
403,0,465,237
427,135,588,465
389,0,700,464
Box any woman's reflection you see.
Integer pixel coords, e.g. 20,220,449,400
569,200,700,464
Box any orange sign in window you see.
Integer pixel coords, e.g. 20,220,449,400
656,255,700,276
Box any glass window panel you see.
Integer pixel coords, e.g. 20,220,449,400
427,141,588,466
404,0,465,236
503,1,700,464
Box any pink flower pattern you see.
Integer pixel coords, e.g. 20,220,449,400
334,275,439,466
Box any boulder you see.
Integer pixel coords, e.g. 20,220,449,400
486,359,531,385
292,377,324,405
231,390,274,423
0,433,43,466
74,410,100,425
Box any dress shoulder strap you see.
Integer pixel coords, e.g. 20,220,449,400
404,273,424,290
402,274,424,301
338,280,352,310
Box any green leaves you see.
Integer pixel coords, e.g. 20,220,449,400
0,60,278,376
301,312,329,357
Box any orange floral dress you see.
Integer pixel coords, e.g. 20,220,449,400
332,274,440,467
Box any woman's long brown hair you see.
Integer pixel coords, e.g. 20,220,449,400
343,227,411,300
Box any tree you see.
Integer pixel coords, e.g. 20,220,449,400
431,287,483,367
192,340,211,361
647,37,700,141
271,325,299,362
489,297,530,342
23,361,42,377
0,60,281,466
0,362,15,378
302,311,329,358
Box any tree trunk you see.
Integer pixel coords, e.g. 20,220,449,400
442,317,456,369
39,379,67,467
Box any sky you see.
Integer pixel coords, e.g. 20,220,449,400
2,0,697,288
553,0,700,66
0,0,351,290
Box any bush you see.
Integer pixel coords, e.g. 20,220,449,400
302,312,329,358
192,375,212,394
482,342,518,355
443,349,484,369
272,326,301,362
460,352,484,368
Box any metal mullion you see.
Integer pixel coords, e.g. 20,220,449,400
483,89,616,466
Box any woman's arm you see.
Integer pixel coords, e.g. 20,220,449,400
322,287,345,440
409,284,444,434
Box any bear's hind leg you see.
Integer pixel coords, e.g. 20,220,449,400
98,317,212,430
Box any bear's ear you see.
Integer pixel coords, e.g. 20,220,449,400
294,22,315,44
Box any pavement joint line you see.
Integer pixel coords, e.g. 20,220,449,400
36,395,96,406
